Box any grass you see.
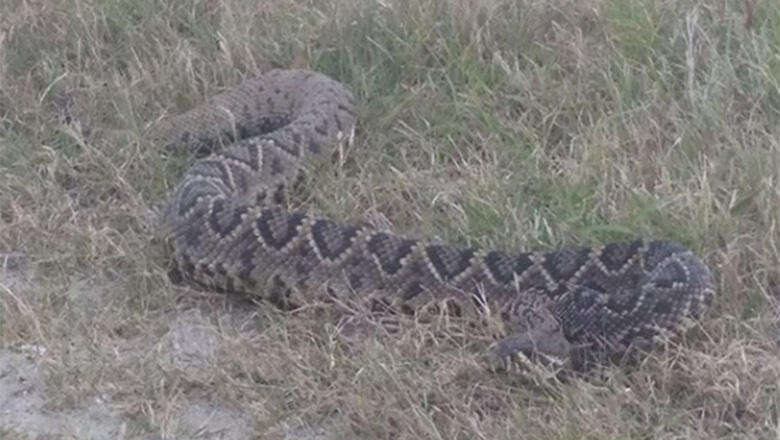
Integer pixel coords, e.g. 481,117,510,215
1,0,779,438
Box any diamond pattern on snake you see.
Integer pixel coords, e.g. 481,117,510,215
155,69,715,370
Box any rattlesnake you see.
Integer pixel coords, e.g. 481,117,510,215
156,69,715,368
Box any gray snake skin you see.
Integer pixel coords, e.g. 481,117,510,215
155,69,715,368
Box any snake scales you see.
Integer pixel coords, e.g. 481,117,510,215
156,69,715,368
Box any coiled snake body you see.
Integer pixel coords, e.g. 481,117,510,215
157,69,715,368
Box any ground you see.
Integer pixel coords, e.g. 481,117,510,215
1,0,779,439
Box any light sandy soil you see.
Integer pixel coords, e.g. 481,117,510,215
0,265,328,440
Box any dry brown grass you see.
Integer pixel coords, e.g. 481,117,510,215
1,0,779,438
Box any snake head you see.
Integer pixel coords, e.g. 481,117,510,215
486,322,573,372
